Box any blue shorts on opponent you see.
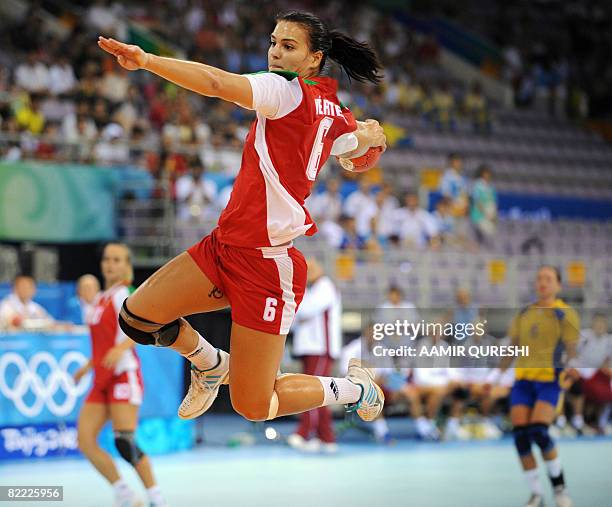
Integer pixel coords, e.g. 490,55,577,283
510,379,561,408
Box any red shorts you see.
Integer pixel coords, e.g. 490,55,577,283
187,228,307,335
86,369,144,405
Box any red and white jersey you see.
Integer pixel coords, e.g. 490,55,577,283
217,71,358,248
291,275,342,358
88,284,139,379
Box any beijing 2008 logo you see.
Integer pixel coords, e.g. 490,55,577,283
0,351,90,417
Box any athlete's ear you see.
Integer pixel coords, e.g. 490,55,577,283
311,50,323,68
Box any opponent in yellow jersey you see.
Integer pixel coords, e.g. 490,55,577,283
510,298,580,382
487,266,578,507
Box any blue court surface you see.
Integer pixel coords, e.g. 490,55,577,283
2,416,611,507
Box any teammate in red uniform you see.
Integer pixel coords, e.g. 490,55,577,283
74,243,166,507
98,11,386,426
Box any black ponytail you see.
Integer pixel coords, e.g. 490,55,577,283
275,11,383,84
328,30,383,84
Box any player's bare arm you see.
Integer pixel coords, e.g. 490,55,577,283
98,37,254,108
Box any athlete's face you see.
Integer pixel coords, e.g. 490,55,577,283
535,267,561,301
101,244,131,287
269,21,323,78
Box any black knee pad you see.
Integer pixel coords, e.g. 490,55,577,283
528,423,555,453
119,301,181,347
513,425,532,456
114,431,144,466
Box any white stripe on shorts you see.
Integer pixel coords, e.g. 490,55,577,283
127,369,143,405
271,254,296,335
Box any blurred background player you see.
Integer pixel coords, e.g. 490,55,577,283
288,258,342,453
73,243,166,507
487,266,579,507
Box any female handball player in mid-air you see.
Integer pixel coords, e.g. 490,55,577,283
98,11,387,429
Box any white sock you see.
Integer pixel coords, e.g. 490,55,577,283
372,417,389,438
112,479,131,498
546,457,562,478
182,333,219,371
147,485,163,504
524,469,543,496
316,377,361,406
571,414,584,430
556,414,567,428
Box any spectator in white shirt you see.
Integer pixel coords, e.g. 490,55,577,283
373,182,399,242
288,258,342,453
48,56,77,96
0,275,54,330
99,66,130,104
175,159,218,222
392,192,439,249
375,286,420,341
344,179,377,238
15,52,50,94
307,178,343,224
93,123,129,165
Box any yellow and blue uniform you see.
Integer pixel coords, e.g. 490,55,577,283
509,299,579,408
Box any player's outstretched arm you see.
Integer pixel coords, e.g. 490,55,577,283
98,36,253,109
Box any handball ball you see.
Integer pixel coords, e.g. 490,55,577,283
336,146,383,173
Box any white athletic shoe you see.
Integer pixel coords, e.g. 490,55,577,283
321,442,339,454
345,359,385,422
523,493,544,507
287,434,321,453
554,487,574,507
113,493,143,507
178,349,229,419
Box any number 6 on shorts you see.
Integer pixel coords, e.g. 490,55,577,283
263,297,277,322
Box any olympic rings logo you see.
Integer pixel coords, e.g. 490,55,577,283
0,351,91,418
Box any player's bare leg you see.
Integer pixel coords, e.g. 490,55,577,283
531,401,573,507
78,403,118,482
228,323,383,422
110,403,166,507
78,403,140,507
119,252,231,418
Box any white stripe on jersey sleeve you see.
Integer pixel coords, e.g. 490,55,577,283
245,73,303,119
330,132,359,156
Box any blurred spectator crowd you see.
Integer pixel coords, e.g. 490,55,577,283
0,1,491,198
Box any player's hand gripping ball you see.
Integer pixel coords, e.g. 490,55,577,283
336,146,383,173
